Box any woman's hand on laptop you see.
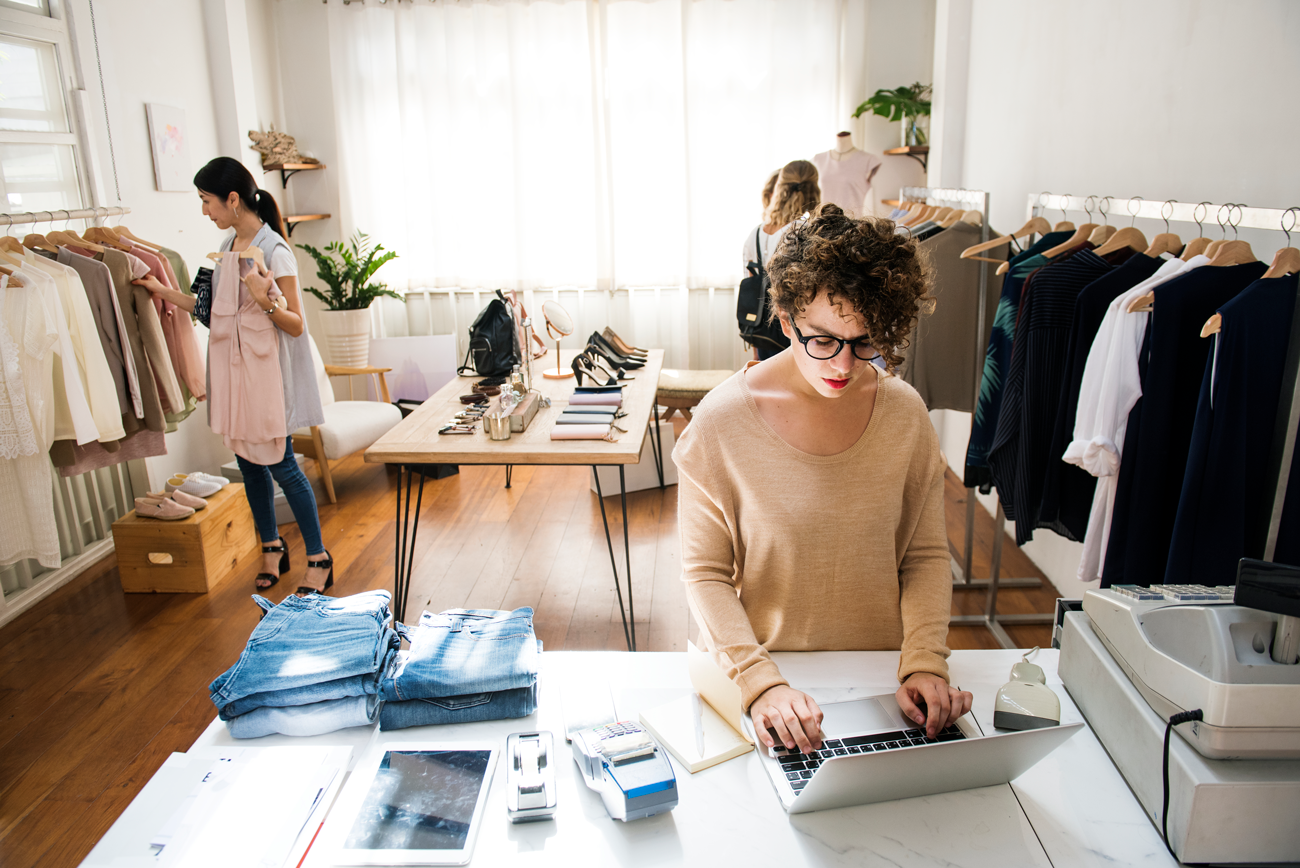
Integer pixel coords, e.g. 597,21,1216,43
896,674,973,739
750,685,824,754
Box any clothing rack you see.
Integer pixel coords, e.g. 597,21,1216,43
1,206,132,227
1030,192,1300,593
899,186,1046,649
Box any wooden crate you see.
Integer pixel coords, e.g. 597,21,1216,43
112,484,259,593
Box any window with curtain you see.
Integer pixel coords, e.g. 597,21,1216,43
327,0,863,367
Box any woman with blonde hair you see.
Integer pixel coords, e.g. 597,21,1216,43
741,160,821,359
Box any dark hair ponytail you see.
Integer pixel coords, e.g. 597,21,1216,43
193,156,287,239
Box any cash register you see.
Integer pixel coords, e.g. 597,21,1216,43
1058,560,1300,865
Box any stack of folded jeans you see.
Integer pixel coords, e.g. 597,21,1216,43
210,590,401,739
379,607,540,731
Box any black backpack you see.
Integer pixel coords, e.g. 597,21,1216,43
457,290,520,378
737,228,790,353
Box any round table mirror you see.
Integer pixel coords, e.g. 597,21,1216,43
541,300,575,379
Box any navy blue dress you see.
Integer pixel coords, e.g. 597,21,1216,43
1102,261,1267,585
1166,274,1300,584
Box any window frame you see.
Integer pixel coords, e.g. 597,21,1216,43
0,0,91,216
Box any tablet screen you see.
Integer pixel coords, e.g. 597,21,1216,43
344,750,492,852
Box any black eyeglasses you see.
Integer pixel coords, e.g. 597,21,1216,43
791,321,881,362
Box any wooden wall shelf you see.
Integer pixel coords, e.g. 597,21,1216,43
263,162,326,186
284,213,330,237
884,145,929,172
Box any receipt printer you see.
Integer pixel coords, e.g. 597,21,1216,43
570,721,678,821
506,731,558,823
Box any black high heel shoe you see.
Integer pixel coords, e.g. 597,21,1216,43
296,551,335,597
590,332,646,367
587,334,644,370
582,349,635,381
572,355,619,387
255,541,290,590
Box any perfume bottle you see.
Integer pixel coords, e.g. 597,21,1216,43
509,365,525,400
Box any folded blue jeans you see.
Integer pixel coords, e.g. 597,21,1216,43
217,652,397,720
379,681,537,731
380,607,538,702
211,590,396,719
226,693,381,739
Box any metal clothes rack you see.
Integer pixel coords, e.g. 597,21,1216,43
1,206,132,227
898,187,1044,649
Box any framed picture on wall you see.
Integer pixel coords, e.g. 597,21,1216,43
145,103,191,192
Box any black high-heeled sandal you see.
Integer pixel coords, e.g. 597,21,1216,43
255,541,290,590
582,349,635,381
572,355,619,387
296,551,335,597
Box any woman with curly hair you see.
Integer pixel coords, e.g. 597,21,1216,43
678,204,970,755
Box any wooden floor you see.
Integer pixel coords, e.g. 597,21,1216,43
0,443,1061,867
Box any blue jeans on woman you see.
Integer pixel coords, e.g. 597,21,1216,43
236,437,324,556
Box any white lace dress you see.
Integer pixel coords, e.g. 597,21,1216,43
0,273,61,567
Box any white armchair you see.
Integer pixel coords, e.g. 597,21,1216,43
293,335,403,503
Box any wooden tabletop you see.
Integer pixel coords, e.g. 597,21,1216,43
364,349,664,466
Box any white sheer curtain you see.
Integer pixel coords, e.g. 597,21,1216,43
327,0,860,367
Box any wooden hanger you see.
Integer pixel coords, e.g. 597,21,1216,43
113,225,163,250
1126,290,1154,313
1144,232,1182,257
1089,224,1118,246
22,233,57,253
960,215,1051,263
1207,239,1256,267
1093,226,1147,257
0,246,24,267
0,264,27,287
1040,222,1099,259
1202,239,1225,259
960,210,983,226
85,226,136,251
207,248,267,270
1263,245,1300,279
1181,237,1212,261
0,235,24,255
56,230,108,253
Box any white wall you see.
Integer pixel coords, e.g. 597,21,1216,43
66,0,235,488
929,0,1300,597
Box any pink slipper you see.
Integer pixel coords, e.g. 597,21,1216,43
134,495,194,521
167,489,207,510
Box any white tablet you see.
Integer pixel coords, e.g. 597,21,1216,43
326,742,498,866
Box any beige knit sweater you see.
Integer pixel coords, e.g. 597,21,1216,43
674,365,952,710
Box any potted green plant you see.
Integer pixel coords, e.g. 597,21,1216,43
852,82,932,147
297,231,401,367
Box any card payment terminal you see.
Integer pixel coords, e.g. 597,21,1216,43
570,721,679,821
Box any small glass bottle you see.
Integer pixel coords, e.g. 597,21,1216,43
510,365,525,400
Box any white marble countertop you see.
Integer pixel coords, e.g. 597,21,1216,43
170,650,1179,867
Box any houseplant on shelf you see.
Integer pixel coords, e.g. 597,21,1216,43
852,82,932,147
298,231,401,367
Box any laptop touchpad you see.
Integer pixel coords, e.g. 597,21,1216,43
820,698,896,737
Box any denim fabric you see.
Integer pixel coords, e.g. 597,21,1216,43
380,608,538,702
379,682,537,731
237,436,325,555
210,590,396,718
217,651,397,720
226,692,380,739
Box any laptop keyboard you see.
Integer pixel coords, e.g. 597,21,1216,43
774,725,967,792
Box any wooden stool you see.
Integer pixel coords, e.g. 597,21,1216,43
655,369,734,422
112,484,259,593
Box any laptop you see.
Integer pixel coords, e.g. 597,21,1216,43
744,694,1083,814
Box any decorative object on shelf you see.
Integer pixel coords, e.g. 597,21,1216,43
884,145,930,173
298,231,401,367
248,127,320,169
541,300,575,379
146,104,192,192
852,82,932,147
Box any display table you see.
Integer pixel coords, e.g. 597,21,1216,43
364,350,666,645
87,649,1180,867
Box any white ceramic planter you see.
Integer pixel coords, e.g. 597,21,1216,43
317,307,373,367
